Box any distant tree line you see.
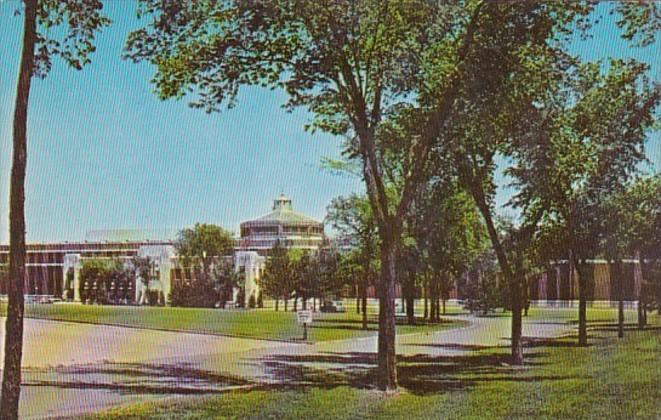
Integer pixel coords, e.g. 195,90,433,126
258,241,346,312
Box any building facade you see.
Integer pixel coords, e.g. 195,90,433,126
0,195,325,306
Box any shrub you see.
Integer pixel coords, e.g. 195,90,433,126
235,288,245,308
170,278,218,308
463,270,505,316
248,294,256,309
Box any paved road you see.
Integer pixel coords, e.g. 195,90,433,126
0,314,574,419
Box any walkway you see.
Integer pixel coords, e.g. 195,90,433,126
0,314,574,419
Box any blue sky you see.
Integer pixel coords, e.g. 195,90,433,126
0,2,659,243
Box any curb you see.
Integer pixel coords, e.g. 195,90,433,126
15,316,312,345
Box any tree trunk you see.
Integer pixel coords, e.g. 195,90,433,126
617,259,624,338
423,274,428,320
406,296,415,325
428,280,435,321
302,294,307,310
377,236,398,391
511,252,525,366
637,251,645,329
618,297,625,338
2,2,37,418
284,299,288,312
442,298,446,315
470,183,522,365
361,283,368,330
470,184,523,365
573,255,588,346
294,296,298,312
432,280,439,322
275,299,279,311
405,271,415,325
642,304,647,327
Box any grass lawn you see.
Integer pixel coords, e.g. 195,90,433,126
88,311,661,419
0,302,459,343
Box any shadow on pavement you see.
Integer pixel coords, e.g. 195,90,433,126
22,362,251,396
258,346,575,395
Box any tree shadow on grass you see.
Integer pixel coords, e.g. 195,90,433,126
22,362,251,396
258,347,575,395
310,324,378,332
588,324,661,332
314,317,449,326
403,343,502,352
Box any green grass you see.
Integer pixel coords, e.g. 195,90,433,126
0,302,458,343
88,312,660,420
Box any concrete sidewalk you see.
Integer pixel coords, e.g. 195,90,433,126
0,314,573,419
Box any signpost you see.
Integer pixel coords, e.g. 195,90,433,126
297,310,312,340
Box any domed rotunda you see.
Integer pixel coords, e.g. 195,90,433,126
238,194,325,254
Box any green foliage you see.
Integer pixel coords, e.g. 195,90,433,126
170,277,218,308
597,176,661,258
510,58,660,264
326,194,378,290
259,242,294,303
462,253,505,315
235,287,245,309
417,182,488,285
175,223,235,266
124,0,660,385
170,259,237,308
170,223,237,308
614,1,661,47
29,0,111,78
79,258,133,304
131,256,153,286
317,247,344,299
292,251,318,302
0,265,8,294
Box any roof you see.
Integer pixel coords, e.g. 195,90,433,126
85,229,179,242
245,209,322,226
241,194,323,227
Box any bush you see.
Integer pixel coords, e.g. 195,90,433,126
248,294,256,309
170,278,218,308
463,270,505,316
235,288,245,308
257,291,264,308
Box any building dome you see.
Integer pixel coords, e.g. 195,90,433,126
238,194,324,253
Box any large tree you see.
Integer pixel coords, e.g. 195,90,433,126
509,59,659,346
3,1,108,417
598,176,661,332
259,241,294,311
173,223,236,307
415,182,487,319
125,0,595,388
175,223,235,262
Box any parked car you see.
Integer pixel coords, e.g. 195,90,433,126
320,300,346,313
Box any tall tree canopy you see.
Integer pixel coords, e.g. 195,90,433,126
508,58,660,345
125,0,600,387
175,223,235,262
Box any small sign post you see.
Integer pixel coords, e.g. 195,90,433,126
297,310,312,341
